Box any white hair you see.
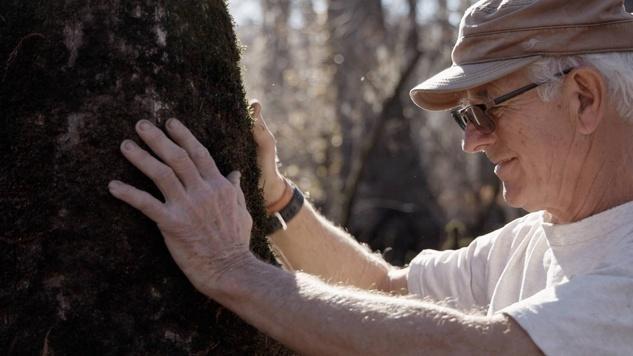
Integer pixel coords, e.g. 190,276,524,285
527,52,633,123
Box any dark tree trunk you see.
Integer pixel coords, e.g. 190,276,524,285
325,0,385,221
1,1,288,354
335,0,444,264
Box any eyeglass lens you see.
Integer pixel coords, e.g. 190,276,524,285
452,106,495,134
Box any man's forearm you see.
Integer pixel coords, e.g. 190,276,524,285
268,201,401,292
211,257,539,356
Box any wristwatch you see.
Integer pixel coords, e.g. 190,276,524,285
266,185,305,234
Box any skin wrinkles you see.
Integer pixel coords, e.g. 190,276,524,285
464,69,585,218
107,64,633,354
557,136,598,222
547,131,585,220
463,66,633,225
109,101,546,353
583,159,611,217
540,78,615,223
554,97,597,215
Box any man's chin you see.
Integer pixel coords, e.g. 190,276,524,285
501,184,525,209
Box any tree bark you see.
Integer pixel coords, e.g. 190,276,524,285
1,1,288,354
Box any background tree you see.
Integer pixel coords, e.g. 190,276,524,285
325,0,385,221
236,0,525,265
1,0,288,354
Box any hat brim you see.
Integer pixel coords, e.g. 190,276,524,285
410,56,542,111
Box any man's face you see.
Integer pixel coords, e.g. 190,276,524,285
461,71,577,213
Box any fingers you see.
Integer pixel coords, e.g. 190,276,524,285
120,140,187,201
249,100,262,118
165,118,221,181
250,101,274,143
135,120,205,189
108,180,168,222
250,106,278,165
227,171,247,208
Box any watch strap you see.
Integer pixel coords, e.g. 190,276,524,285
266,185,304,234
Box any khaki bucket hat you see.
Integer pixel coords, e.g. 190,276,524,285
410,0,633,111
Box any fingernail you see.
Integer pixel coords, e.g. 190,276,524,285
108,180,121,191
138,120,152,131
122,140,136,151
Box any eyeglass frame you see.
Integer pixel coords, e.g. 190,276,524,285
450,68,574,134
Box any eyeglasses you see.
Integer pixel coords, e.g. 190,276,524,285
450,68,574,134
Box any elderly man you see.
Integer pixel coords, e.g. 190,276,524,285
108,0,633,354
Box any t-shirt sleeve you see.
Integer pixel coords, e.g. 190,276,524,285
502,273,633,355
407,230,500,309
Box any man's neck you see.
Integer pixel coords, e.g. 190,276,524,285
547,116,633,224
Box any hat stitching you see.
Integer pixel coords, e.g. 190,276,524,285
458,48,633,65
416,60,536,88
434,57,534,78
477,2,533,15
462,18,633,38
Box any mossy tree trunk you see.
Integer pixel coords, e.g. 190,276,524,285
1,1,287,354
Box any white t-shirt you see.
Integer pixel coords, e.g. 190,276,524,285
407,201,633,355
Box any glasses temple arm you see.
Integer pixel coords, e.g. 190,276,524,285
492,68,574,106
492,82,539,105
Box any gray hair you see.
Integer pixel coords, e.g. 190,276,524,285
528,52,633,123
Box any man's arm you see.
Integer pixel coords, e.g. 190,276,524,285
108,118,541,355
250,101,408,293
213,257,540,356
267,201,409,293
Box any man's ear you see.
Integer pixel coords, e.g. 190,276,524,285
566,67,606,135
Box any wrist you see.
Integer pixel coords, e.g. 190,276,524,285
263,175,287,206
204,252,260,299
266,179,293,214
266,183,305,234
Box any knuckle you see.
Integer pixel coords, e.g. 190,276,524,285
131,145,149,159
168,147,189,164
196,185,215,199
218,183,237,200
154,165,176,182
190,147,211,162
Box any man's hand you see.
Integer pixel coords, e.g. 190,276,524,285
249,100,287,206
108,118,254,296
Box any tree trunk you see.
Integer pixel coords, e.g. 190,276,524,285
325,0,385,221
1,1,288,354
261,0,291,91
341,1,445,265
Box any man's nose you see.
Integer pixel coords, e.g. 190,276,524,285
461,123,496,153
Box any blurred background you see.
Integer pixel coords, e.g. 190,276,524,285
227,0,527,266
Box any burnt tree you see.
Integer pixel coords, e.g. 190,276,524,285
1,1,288,354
